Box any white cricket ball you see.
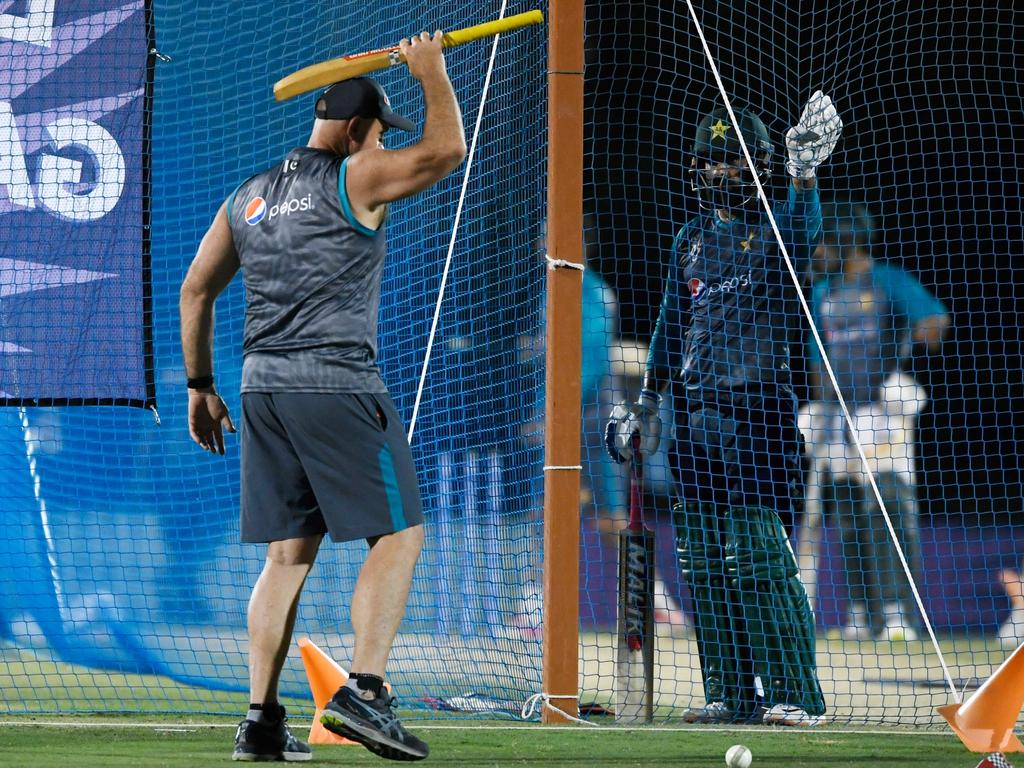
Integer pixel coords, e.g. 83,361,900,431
725,744,752,768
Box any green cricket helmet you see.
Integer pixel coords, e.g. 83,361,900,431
689,107,773,214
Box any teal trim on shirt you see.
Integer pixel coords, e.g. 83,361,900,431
378,444,408,531
225,183,243,221
226,171,261,222
339,157,379,238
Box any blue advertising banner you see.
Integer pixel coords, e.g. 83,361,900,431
0,1,153,407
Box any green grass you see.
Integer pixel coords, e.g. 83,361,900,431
0,722,982,767
0,640,995,766
0,645,307,715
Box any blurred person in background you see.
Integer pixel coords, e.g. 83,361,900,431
997,563,1024,650
799,198,950,642
518,216,688,635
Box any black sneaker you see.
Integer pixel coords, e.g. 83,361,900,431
321,686,428,761
232,706,312,762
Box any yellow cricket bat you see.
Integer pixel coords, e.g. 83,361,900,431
273,10,544,102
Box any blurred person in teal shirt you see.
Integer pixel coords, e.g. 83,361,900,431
517,217,687,633
799,198,949,642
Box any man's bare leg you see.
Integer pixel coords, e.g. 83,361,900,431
248,534,322,705
319,524,428,760
349,524,424,678
233,535,320,762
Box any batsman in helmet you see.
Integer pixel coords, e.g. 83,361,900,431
606,92,842,726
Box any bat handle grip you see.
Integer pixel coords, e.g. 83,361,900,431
440,10,545,48
629,434,643,530
630,434,643,476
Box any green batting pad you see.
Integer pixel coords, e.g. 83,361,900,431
674,503,750,714
724,506,825,715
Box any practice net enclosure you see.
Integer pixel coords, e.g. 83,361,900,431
581,0,1022,726
1,0,548,716
2,0,1023,729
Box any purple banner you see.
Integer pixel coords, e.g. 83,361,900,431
0,1,152,406
581,518,1023,633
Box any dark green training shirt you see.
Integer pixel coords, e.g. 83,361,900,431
227,147,388,394
648,185,822,394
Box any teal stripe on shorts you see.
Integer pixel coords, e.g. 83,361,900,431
378,443,408,531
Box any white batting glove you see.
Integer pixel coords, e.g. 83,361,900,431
786,90,843,179
604,389,662,464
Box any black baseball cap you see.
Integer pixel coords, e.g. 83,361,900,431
314,78,415,131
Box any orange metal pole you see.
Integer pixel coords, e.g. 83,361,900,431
542,0,584,725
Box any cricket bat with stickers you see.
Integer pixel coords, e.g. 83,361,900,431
615,439,655,723
274,10,543,101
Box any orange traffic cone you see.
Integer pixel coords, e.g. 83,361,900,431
938,641,1024,753
297,637,357,746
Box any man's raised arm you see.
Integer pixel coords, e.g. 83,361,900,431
347,31,467,211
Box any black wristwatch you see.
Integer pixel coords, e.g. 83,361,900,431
187,375,214,390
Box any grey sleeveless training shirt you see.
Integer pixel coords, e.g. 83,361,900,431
227,147,388,394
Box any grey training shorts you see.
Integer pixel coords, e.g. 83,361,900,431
240,392,424,543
